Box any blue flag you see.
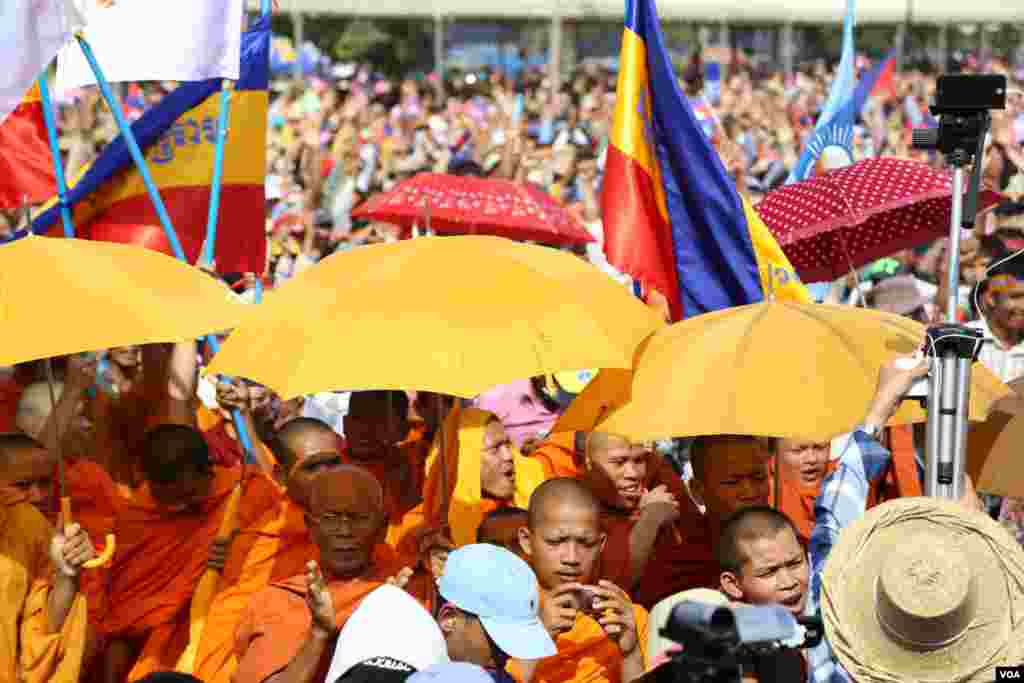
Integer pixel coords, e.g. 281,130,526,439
787,0,857,183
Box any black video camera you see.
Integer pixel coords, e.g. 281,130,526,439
911,74,1006,231
912,74,1006,157
637,601,824,683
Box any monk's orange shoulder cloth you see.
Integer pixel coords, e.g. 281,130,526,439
0,491,88,683
509,604,650,683
102,466,282,680
233,548,407,683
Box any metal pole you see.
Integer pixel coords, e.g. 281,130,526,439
201,82,234,267
292,10,304,80
549,8,563,93
36,74,75,238
719,20,730,50
946,168,964,322
434,12,445,80
75,35,187,262
938,23,949,70
781,23,794,76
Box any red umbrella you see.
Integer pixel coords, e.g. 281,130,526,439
351,173,595,247
756,158,1002,283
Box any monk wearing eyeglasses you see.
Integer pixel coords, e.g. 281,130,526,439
233,466,416,683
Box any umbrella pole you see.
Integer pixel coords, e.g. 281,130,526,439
36,73,76,238
43,357,116,568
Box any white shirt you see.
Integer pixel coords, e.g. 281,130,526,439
967,317,1024,382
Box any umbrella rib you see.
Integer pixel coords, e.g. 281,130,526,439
728,305,771,435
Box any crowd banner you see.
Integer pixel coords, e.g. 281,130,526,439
33,18,270,275
56,0,244,92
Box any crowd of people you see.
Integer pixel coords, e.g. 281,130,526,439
2,34,1024,683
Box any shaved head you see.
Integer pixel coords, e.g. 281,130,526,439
271,417,339,471
717,506,800,575
0,432,57,515
527,477,601,530
309,465,385,517
308,465,387,579
16,381,62,438
584,432,631,459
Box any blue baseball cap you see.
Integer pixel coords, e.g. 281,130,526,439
438,544,556,661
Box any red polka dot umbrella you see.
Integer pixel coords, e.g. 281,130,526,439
351,172,595,247
755,158,1003,283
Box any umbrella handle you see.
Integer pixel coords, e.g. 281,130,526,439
61,497,117,570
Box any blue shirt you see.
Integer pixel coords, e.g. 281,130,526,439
805,430,893,683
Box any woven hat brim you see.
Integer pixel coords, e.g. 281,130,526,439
821,497,1024,683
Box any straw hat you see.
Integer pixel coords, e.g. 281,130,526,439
821,497,1024,683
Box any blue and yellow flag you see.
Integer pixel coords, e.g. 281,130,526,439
33,17,269,273
788,0,858,183
600,0,808,321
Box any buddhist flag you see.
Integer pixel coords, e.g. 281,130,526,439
0,84,56,208
32,17,268,274
56,0,244,90
0,0,84,125
601,0,809,321
788,0,857,183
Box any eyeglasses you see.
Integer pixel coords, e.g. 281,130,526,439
315,512,379,533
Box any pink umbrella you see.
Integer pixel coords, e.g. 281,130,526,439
351,173,595,247
756,158,1003,283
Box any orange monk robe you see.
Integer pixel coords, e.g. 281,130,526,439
100,466,281,681
594,452,718,609
388,406,547,553
530,431,582,479
0,489,89,683
191,495,319,683
233,547,411,683
508,606,649,683
873,425,923,505
768,458,838,546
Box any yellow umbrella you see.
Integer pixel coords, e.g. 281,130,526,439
0,233,248,366
594,300,1010,443
207,235,663,398
0,233,249,573
967,378,1024,498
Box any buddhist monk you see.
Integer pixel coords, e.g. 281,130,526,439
0,434,97,682
513,478,648,683
580,433,719,608
191,418,345,683
768,438,832,544
16,381,121,539
716,507,809,616
233,466,413,683
390,406,545,552
100,424,280,683
476,507,530,560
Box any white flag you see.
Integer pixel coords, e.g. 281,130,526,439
56,0,243,92
0,0,84,125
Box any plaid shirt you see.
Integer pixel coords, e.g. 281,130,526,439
804,430,893,683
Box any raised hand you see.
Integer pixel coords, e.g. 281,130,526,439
305,561,337,637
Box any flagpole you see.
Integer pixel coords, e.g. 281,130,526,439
36,73,75,238
74,34,187,262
